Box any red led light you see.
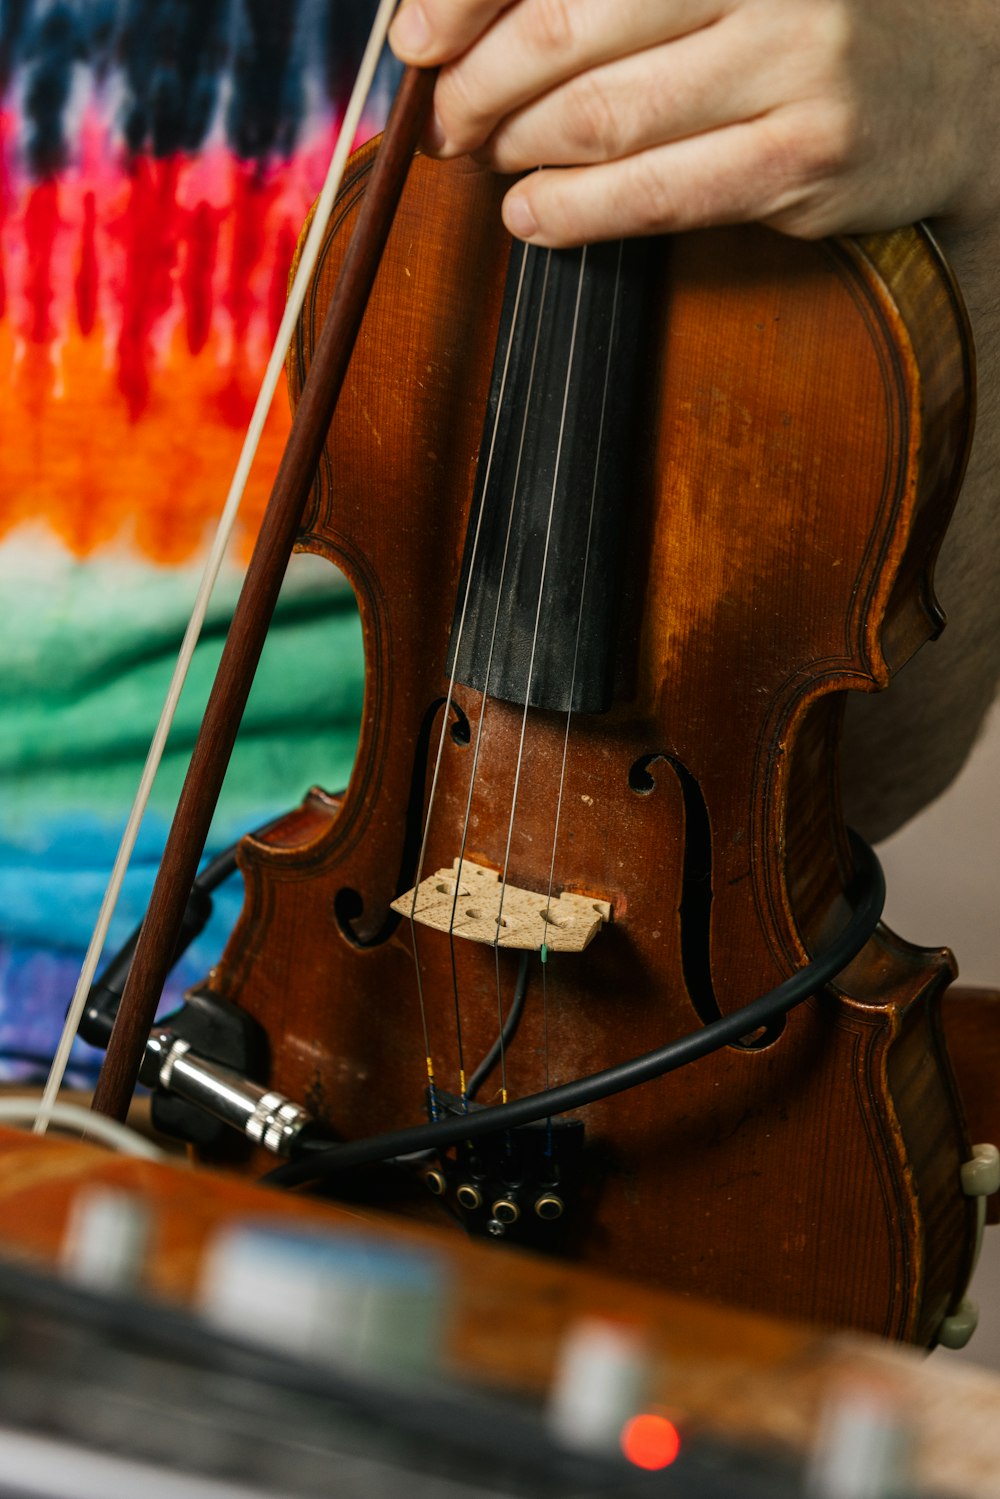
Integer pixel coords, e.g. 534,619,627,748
620,1413,681,1470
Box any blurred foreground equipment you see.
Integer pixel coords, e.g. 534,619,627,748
0,1127,999,1498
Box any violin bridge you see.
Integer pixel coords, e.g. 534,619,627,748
391,860,611,953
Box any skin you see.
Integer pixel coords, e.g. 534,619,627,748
391,0,1000,840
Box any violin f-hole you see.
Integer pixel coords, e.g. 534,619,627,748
628,751,784,1049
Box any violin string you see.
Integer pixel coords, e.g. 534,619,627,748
405,239,533,1108
32,0,401,1135
443,246,554,1107
540,242,626,1094
491,246,589,1102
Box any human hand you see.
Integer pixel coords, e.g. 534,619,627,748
389,0,1000,246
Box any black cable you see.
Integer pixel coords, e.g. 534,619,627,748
80,813,293,1049
89,846,239,1005
465,949,531,1101
263,831,884,1190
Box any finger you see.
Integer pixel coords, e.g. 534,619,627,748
389,0,509,66
499,112,840,246
475,0,870,172
431,0,728,156
480,29,775,174
431,0,727,155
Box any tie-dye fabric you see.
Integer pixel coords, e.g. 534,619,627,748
0,2,392,1082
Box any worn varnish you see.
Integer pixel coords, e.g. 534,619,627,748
200,147,976,1343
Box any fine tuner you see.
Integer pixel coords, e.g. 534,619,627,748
77,829,894,1268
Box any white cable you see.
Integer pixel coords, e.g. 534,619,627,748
34,0,402,1135
0,1099,166,1159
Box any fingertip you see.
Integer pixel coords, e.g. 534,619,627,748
502,178,590,249
389,1,432,62
502,192,540,242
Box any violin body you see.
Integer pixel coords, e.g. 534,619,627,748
206,143,977,1341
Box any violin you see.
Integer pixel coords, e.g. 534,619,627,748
93,68,980,1342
